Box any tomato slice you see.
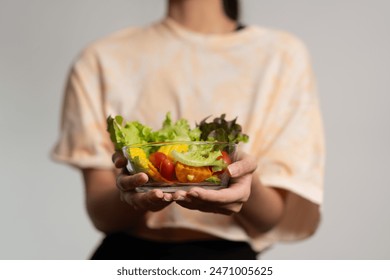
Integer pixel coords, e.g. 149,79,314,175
214,151,232,175
149,152,167,169
160,158,175,181
218,151,232,165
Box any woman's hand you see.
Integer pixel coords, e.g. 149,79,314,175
172,152,257,215
112,151,173,212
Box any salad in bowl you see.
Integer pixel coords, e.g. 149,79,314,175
107,112,248,192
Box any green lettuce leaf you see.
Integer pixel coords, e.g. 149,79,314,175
171,147,226,169
107,112,249,155
106,115,152,150
151,112,201,142
205,176,222,184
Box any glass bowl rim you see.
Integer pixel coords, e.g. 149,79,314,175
123,141,237,149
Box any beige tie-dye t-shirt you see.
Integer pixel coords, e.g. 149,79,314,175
52,18,325,252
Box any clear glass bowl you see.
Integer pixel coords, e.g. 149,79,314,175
122,141,236,192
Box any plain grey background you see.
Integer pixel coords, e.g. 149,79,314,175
1,0,389,259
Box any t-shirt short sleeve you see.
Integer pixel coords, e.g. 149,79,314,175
51,47,114,169
249,37,325,249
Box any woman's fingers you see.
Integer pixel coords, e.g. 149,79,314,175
122,189,172,212
187,173,252,204
112,151,127,168
116,172,148,192
227,153,257,178
173,154,256,215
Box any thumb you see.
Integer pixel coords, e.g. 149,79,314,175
112,151,127,168
227,153,257,178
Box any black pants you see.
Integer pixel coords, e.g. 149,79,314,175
90,232,258,260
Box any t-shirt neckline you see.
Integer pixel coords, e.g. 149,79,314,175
159,17,259,50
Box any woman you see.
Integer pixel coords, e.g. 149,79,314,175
52,0,324,259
